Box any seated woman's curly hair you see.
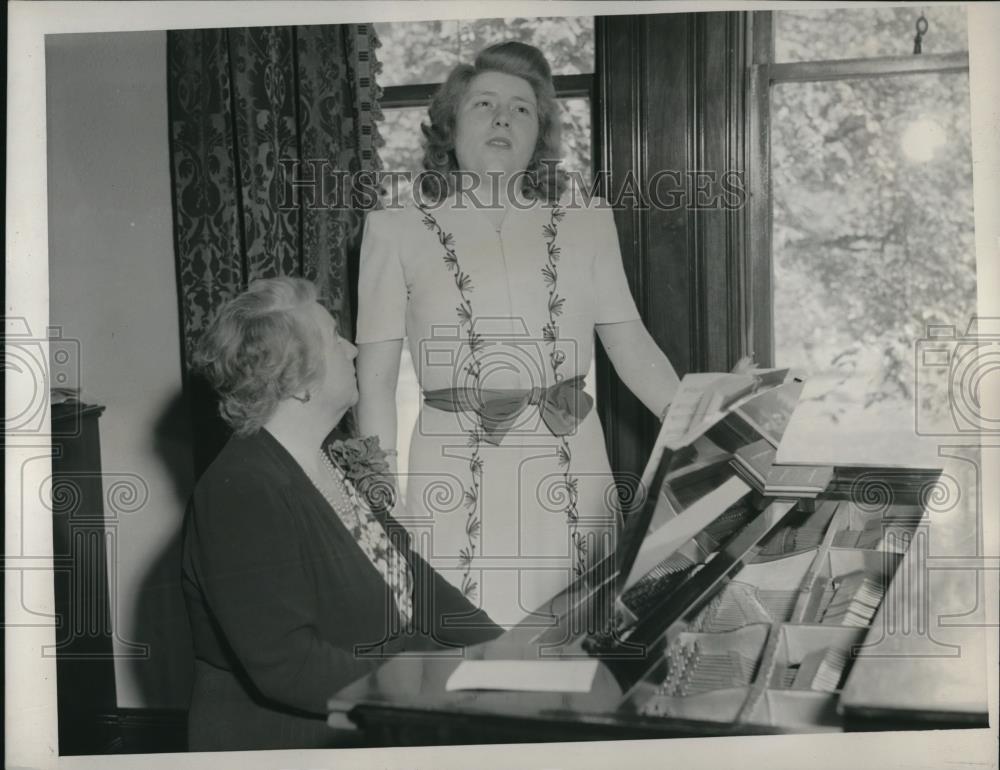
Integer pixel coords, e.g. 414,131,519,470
193,277,325,436
419,41,565,204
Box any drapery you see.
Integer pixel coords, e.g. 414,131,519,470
167,24,382,467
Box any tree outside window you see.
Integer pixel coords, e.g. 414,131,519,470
765,5,975,442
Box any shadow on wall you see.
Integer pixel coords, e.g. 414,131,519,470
126,389,196,712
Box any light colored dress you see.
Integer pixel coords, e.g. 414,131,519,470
357,194,641,627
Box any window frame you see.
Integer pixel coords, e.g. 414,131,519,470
746,10,970,367
379,73,598,185
381,73,595,109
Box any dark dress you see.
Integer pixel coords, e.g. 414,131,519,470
181,429,501,751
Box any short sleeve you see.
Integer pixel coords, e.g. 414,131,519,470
356,210,407,343
590,202,642,324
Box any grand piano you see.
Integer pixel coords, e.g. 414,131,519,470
328,374,989,745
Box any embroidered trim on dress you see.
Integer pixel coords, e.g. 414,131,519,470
541,205,587,576
417,204,484,601
417,202,588,597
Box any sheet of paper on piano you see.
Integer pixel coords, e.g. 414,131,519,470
774,374,944,469
642,374,729,494
624,475,753,591
658,373,754,450
642,369,791,494
733,379,804,446
444,660,599,693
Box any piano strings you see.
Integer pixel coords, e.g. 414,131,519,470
655,639,760,698
689,582,798,633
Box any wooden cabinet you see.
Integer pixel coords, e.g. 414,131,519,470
50,403,120,755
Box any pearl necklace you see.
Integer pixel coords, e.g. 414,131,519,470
308,449,414,625
316,450,361,524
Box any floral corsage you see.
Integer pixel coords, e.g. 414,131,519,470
324,435,397,514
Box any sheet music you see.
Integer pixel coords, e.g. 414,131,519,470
647,369,794,494
643,373,742,494
734,379,804,446
445,660,599,693
775,375,944,469
659,373,735,449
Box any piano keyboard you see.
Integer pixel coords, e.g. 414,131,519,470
620,552,697,618
584,553,699,652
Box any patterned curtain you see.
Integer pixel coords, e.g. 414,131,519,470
167,24,382,469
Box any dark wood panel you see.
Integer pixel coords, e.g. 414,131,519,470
97,708,188,754
685,13,707,374
698,12,750,372
595,14,656,494
50,404,121,756
748,11,775,366
349,704,784,745
596,11,751,489
645,13,694,377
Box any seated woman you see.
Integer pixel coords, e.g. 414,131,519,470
181,276,500,751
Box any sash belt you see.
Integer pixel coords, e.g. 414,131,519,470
422,374,594,446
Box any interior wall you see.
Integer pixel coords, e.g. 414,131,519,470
46,30,194,709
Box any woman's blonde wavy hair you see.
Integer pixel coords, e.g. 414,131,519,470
193,277,325,436
418,41,565,204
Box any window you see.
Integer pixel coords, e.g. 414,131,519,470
372,17,596,491
751,6,975,438
773,5,969,62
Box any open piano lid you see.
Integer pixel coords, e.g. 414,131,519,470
612,373,809,605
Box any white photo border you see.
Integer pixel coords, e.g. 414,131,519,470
6,2,998,769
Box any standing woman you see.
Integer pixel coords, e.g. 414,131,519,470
356,42,680,627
